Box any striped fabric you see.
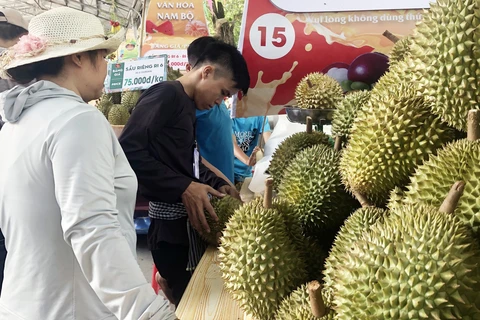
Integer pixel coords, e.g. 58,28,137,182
149,201,206,272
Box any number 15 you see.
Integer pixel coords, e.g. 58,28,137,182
258,26,287,47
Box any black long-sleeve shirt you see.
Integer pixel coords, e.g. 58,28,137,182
119,81,228,204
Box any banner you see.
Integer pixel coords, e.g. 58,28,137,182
141,0,210,70
104,56,168,93
234,0,427,117
269,0,433,12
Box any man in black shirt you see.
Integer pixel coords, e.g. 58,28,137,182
120,41,250,306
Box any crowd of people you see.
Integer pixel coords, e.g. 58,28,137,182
0,5,270,320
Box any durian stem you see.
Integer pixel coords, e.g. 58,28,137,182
263,178,273,209
334,136,343,151
467,109,480,141
353,191,373,207
382,30,400,43
439,181,465,214
308,280,326,318
307,79,313,88
306,116,313,133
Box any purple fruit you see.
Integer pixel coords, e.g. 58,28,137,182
347,52,389,85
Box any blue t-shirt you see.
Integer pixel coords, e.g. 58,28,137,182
233,116,271,180
195,101,235,183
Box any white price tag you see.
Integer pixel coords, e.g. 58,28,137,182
249,13,296,60
193,147,200,179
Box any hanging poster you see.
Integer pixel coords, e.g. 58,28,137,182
141,0,210,70
234,0,430,117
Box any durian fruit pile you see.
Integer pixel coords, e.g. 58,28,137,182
95,90,142,125
339,61,455,205
219,189,308,320
331,186,480,320
215,0,480,318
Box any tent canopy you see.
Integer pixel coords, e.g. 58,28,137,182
0,0,144,28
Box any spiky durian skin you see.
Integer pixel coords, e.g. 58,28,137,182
295,72,343,109
278,144,359,243
107,104,130,125
275,284,335,320
410,0,480,131
96,93,114,119
121,90,142,112
398,140,480,237
331,90,371,139
218,197,307,320
333,204,480,320
202,195,243,246
272,200,328,281
387,186,406,212
269,131,330,191
322,207,388,304
388,36,413,67
339,62,455,206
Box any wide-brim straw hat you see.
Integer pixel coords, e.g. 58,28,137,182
0,7,125,77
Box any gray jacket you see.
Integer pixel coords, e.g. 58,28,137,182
0,79,19,129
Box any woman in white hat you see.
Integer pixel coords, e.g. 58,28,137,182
0,7,175,320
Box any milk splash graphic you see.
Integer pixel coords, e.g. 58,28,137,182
236,61,298,117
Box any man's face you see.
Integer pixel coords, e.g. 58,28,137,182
194,65,239,110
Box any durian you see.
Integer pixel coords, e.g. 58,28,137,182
278,144,359,244
202,195,242,246
121,90,142,113
332,203,480,319
276,283,335,320
322,207,388,304
339,61,455,206
268,124,330,191
108,104,130,125
95,93,114,118
391,110,480,236
331,90,371,140
410,0,480,131
295,73,343,109
219,193,307,320
272,199,328,281
388,36,413,67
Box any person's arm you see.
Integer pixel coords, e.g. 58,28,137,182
263,131,272,143
260,117,272,145
49,109,175,320
119,84,193,203
233,134,259,167
201,157,234,187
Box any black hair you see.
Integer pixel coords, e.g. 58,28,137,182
0,15,28,41
187,36,217,66
8,50,100,84
193,41,250,95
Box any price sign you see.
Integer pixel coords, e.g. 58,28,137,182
249,13,296,59
104,55,168,93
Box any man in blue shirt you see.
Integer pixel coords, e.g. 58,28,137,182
189,37,235,185
233,116,272,184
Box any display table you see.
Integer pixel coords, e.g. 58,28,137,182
175,246,249,320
